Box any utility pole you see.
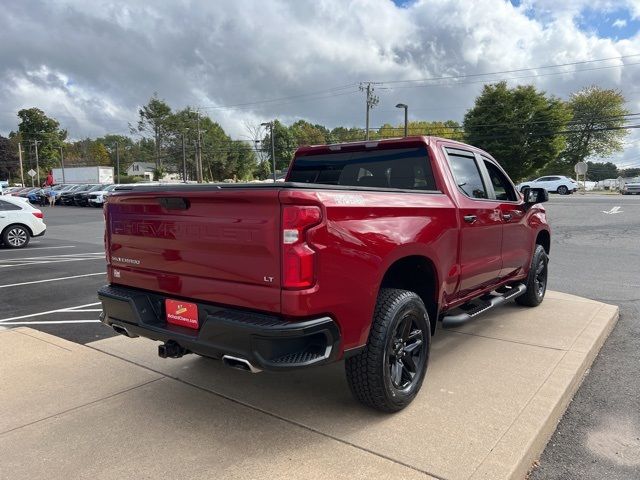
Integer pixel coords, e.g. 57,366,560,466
115,142,120,184
195,110,203,183
360,82,380,140
17,142,24,186
33,140,41,185
261,122,276,182
181,134,187,182
59,146,66,183
193,140,200,183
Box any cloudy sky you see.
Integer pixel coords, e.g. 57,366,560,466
2,0,640,167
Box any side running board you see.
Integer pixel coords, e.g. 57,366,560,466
442,283,527,329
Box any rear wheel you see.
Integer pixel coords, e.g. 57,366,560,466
345,288,431,412
516,244,548,307
557,185,569,195
2,225,30,249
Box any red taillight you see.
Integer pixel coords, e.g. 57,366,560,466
32,211,44,219
282,205,321,289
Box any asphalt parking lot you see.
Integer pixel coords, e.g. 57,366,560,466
0,206,112,344
1,194,638,478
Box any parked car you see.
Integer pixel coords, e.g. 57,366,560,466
99,136,551,412
73,184,109,206
621,182,640,195
517,175,577,195
0,194,46,248
16,187,39,198
88,184,118,207
59,184,92,205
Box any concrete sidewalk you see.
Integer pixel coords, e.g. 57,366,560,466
0,291,618,480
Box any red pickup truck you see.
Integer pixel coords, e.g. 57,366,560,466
99,136,550,412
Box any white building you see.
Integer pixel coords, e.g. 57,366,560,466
126,162,182,182
126,162,156,180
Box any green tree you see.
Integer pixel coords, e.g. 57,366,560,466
329,126,363,143
377,120,463,140
585,161,618,181
15,108,67,175
262,120,296,172
0,136,19,182
562,86,629,168
135,94,172,169
619,167,640,178
289,120,329,146
255,158,271,180
464,82,570,181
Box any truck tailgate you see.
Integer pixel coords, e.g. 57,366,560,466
105,188,281,312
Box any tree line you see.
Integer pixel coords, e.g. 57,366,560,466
0,84,634,184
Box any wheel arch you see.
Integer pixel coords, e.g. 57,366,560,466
2,222,34,237
379,255,439,335
535,229,550,255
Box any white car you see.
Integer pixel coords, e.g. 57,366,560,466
87,184,118,207
0,195,46,248
518,175,577,195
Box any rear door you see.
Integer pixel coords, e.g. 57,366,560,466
443,146,503,294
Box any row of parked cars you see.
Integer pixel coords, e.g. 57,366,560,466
2,184,116,207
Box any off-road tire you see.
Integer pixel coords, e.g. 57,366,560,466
516,244,548,307
345,288,431,412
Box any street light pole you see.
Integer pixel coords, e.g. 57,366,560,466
261,121,276,182
395,103,408,137
59,146,66,183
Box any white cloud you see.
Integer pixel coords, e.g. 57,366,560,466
613,18,628,28
1,0,639,166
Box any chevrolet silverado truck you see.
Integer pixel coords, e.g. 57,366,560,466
98,136,550,412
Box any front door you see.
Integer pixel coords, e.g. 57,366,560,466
480,156,531,278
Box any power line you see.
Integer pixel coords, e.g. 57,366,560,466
381,62,640,91
376,53,640,86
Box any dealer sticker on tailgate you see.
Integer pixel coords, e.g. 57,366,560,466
165,299,199,329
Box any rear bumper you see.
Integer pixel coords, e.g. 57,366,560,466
98,284,341,371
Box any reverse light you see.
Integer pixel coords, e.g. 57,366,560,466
282,205,322,289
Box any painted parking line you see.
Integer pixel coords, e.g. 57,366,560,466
56,309,103,313
1,320,101,325
0,252,102,262
0,252,104,268
0,272,105,289
0,245,76,253
0,302,101,323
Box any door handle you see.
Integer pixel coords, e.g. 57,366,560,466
463,215,477,224
502,213,512,221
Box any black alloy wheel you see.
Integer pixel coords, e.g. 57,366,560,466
533,253,548,299
387,314,426,390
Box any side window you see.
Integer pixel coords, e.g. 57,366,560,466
0,200,22,211
446,149,488,199
482,158,518,201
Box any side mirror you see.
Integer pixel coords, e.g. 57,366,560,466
522,187,548,206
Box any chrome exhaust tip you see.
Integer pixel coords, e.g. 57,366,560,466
222,355,262,373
